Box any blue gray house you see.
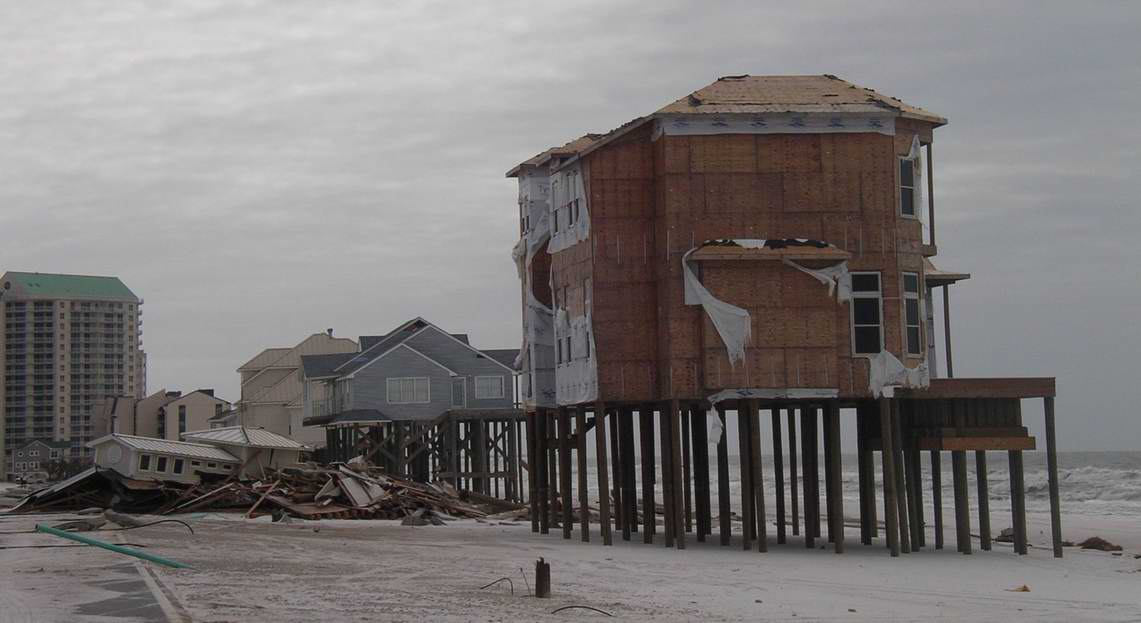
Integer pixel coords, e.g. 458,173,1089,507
300,318,524,498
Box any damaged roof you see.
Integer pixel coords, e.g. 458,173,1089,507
182,426,309,450
506,133,605,177
89,434,239,462
657,74,945,124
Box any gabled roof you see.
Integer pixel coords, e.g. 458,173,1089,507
360,332,470,350
481,349,521,371
182,426,309,450
511,75,946,176
1,271,138,302
19,439,71,450
657,75,945,124
301,352,357,380
88,434,239,462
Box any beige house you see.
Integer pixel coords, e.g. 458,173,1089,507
236,332,357,447
92,389,230,441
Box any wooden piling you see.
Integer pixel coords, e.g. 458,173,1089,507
527,416,539,533
682,409,693,534
609,409,622,533
738,403,755,550
669,399,686,550
801,407,816,548
771,408,787,544
594,402,613,546
576,408,589,542
559,407,573,539
787,408,799,536
975,450,991,551
693,408,711,541
537,409,550,535
1009,449,1027,555
640,406,655,544
879,398,901,557
620,407,637,542
952,450,972,554
660,403,675,547
749,400,767,552
911,447,926,548
827,403,844,554
716,408,731,546
823,405,835,544
931,450,944,549
1044,396,1063,558
892,401,912,554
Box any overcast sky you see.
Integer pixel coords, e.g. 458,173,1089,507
1,1,1137,450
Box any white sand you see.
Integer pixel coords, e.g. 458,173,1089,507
2,506,1140,622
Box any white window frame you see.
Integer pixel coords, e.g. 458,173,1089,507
902,272,923,357
899,156,918,219
850,271,884,357
474,376,505,400
138,454,151,471
386,377,431,404
155,456,168,473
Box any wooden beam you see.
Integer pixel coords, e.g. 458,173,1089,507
771,407,786,545
537,409,549,535
682,409,693,534
527,416,539,533
640,406,655,544
1009,449,1028,555
692,407,711,541
670,399,686,550
827,403,844,554
593,402,613,546
739,402,754,551
879,398,900,557
717,407,731,546
787,408,800,537
897,377,1056,400
660,403,674,547
892,401,912,554
801,407,815,548
620,407,636,542
749,400,767,552
917,437,1036,451
1044,396,1064,558
576,408,589,542
609,408,622,534
931,450,944,549
952,450,972,554
559,408,573,539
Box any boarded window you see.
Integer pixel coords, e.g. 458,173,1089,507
475,376,504,399
386,377,430,404
851,272,883,355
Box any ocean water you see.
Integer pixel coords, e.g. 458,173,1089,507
560,451,1141,520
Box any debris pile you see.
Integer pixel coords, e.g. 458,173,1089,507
5,463,499,522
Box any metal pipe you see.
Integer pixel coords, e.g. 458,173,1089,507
35,524,191,569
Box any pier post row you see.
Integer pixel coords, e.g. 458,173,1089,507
507,75,1062,557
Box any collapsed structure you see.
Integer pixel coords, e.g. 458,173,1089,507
509,75,1062,557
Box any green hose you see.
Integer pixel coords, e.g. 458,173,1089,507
35,524,191,569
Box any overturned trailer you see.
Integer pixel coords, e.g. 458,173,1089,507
508,74,1062,557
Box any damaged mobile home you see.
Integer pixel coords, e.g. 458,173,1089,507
509,75,1063,557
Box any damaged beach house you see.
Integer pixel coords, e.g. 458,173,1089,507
508,74,1063,557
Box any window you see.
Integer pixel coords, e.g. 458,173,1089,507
475,376,505,399
386,377,430,404
178,405,187,434
173,459,184,475
207,462,217,469
451,377,466,407
15,462,24,470
139,454,151,471
191,461,201,467
50,449,60,459
28,449,39,457
156,456,168,473
903,272,923,356
851,272,883,355
899,157,916,217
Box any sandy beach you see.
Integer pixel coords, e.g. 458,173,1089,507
2,500,1139,622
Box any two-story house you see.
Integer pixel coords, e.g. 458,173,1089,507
300,318,522,498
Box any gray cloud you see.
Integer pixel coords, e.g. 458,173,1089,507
0,0,1137,449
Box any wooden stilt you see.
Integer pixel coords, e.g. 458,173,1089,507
670,399,686,550
620,408,636,542
1044,396,1063,558
660,403,675,548
912,447,926,548
771,407,787,544
548,411,559,530
1009,449,1027,555
879,398,901,557
594,402,613,546
609,409,622,534
528,416,539,533
823,406,835,544
975,450,991,551
537,409,550,535
693,408,710,541
716,407,731,546
857,403,877,543
801,407,818,547
576,407,589,542
640,406,655,544
931,450,944,549
892,401,912,554
559,407,573,539
787,408,799,536
827,403,844,554
749,400,767,552
952,450,972,554
682,409,693,534
738,402,754,550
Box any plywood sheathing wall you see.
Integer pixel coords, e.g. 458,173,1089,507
554,121,932,403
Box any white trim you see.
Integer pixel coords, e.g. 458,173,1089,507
898,155,919,219
345,342,459,380
849,271,884,357
902,272,923,358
